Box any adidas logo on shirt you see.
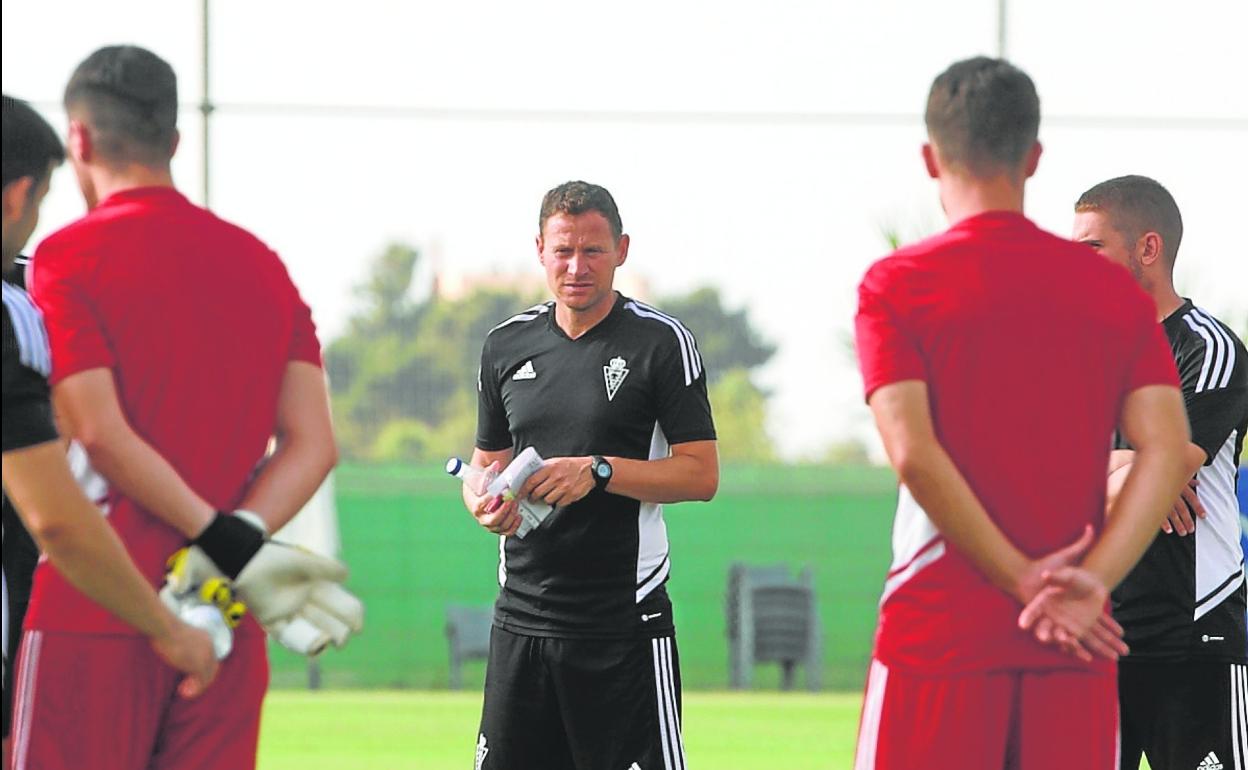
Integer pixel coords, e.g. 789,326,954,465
1198,751,1224,770
512,360,537,380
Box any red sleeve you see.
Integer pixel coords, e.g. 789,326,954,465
29,239,115,384
284,269,322,367
854,263,926,401
1126,318,1180,392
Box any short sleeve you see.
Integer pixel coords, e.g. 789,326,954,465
1125,321,1181,393
475,334,513,452
653,331,716,446
2,300,59,452
854,265,925,401
287,282,323,366
1175,325,1248,463
30,240,114,384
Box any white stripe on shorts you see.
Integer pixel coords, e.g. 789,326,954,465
854,658,889,770
651,636,686,770
12,629,43,770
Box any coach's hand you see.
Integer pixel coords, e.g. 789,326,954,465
1162,477,1204,536
466,461,521,536
520,457,594,508
149,616,220,699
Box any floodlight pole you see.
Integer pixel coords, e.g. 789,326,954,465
200,0,214,209
997,0,1008,59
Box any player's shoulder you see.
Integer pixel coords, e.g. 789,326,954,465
1,280,50,376
858,230,952,300
618,296,700,344
485,302,553,342
1173,302,1248,385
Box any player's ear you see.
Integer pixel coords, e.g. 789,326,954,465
535,234,545,264
169,129,181,159
921,143,940,179
1022,141,1043,179
1139,232,1164,267
1,177,34,222
615,233,629,266
67,120,92,164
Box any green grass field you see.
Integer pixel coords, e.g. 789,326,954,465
267,462,900,691
259,690,863,769
259,690,1158,769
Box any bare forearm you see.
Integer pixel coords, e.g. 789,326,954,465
895,442,1029,600
1087,444,1190,588
238,436,336,531
79,430,214,537
238,361,337,532
607,442,718,503
1087,385,1200,589
3,443,179,640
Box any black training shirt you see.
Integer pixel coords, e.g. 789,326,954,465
476,294,716,639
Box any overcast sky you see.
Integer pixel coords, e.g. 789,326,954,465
4,0,1246,459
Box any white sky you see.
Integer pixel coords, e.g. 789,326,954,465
4,0,1246,459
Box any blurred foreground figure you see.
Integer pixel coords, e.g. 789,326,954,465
2,94,217,770
10,46,342,770
852,58,1198,769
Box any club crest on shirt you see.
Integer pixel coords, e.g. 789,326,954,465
603,356,630,401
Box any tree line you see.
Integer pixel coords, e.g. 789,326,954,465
325,243,778,463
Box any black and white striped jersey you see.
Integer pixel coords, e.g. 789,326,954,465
2,277,56,453
1113,299,1248,661
476,293,716,639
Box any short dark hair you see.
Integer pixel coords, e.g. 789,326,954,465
1075,175,1184,269
2,95,65,190
63,45,178,165
925,57,1040,174
538,181,623,242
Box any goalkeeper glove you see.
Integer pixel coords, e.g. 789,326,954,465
159,558,245,660
164,534,364,656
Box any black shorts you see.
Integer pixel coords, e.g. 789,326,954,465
2,498,39,739
1119,658,1248,770
476,626,686,770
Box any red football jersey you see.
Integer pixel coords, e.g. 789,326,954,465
855,211,1179,673
26,187,321,635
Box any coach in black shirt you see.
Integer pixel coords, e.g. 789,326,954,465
462,181,718,770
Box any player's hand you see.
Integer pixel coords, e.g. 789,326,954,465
1013,524,1094,604
519,457,594,508
466,461,521,536
1161,477,1203,536
149,617,219,699
1018,566,1122,662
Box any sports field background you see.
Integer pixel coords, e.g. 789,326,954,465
266,462,899,692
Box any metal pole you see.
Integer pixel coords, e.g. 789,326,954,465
200,0,213,209
997,0,1008,59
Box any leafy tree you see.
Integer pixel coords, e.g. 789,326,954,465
708,369,775,462
656,287,774,384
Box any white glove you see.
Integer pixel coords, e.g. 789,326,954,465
164,532,364,656
158,563,240,660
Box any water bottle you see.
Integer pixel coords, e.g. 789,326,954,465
446,457,497,496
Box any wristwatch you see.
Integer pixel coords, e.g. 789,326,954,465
590,455,613,491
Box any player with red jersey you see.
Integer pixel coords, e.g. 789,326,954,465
852,57,1202,769
9,47,338,770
